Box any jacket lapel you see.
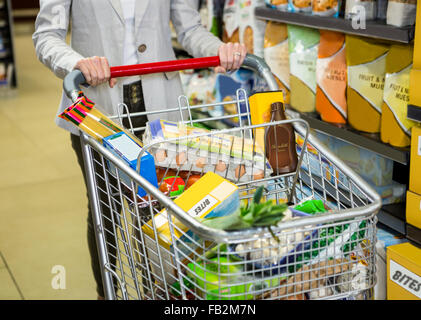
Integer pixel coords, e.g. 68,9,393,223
108,0,125,25
134,0,151,35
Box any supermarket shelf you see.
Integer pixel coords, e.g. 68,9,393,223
407,224,421,248
255,6,415,44
297,112,410,165
407,104,421,123
378,203,407,235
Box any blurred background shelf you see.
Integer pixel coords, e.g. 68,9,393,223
407,104,421,123
255,6,415,44
295,111,410,165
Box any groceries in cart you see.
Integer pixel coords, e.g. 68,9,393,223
143,119,273,183
59,92,160,198
59,92,139,143
141,172,240,285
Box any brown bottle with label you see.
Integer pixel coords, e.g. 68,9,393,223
265,102,298,175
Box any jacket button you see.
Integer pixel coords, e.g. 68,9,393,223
138,44,147,53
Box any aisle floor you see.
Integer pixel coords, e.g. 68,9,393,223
0,25,96,299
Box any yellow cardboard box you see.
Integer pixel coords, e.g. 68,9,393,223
141,172,239,285
249,90,285,150
406,191,421,230
409,69,421,108
412,3,421,69
387,242,421,300
409,126,421,195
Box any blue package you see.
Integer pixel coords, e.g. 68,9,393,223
103,132,158,197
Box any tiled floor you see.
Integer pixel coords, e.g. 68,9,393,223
0,25,96,299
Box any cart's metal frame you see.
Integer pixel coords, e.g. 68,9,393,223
65,55,382,300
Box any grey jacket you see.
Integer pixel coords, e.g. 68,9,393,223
33,0,222,135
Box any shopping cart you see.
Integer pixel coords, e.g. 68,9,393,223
63,54,382,300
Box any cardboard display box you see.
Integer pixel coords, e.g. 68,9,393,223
406,191,421,230
387,242,421,300
409,126,421,195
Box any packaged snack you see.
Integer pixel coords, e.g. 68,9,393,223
143,119,273,183
59,94,161,198
222,0,240,43
316,31,347,126
265,0,289,11
381,44,418,147
345,0,377,20
239,0,267,58
288,0,313,12
103,132,158,197
346,36,389,133
312,0,341,16
141,172,240,285
288,25,320,113
263,22,291,104
386,0,417,27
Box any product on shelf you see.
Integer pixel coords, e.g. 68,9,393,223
346,35,389,133
141,172,240,285
312,0,341,16
212,69,253,120
386,0,417,27
239,0,266,58
375,225,408,300
265,0,289,11
143,119,273,183
316,31,347,126
263,21,291,104
185,70,217,106
288,25,320,113
265,102,298,174
377,0,388,19
208,0,226,37
222,0,240,43
381,44,418,147
288,0,312,12
345,0,377,20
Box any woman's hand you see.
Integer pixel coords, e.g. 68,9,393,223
74,56,117,88
215,42,247,74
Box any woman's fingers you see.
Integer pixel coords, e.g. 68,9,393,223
214,66,226,74
232,42,242,70
217,42,248,74
109,78,117,88
74,56,111,87
218,44,229,72
225,42,235,71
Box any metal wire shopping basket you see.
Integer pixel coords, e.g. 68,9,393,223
63,54,382,300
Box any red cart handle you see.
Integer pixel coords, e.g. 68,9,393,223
110,56,221,78
64,54,277,102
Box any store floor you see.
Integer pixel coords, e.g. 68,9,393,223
0,24,96,299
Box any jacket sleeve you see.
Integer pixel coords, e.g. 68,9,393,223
170,0,223,58
32,0,84,80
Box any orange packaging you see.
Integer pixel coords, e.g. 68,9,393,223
316,31,347,126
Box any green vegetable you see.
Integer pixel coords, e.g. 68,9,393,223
200,186,287,235
294,199,326,214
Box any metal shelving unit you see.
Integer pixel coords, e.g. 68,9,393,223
297,112,410,165
252,6,414,234
255,6,415,44
0,0,17,90
407,104,421,123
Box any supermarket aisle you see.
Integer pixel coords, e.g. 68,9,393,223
0,26,96,299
